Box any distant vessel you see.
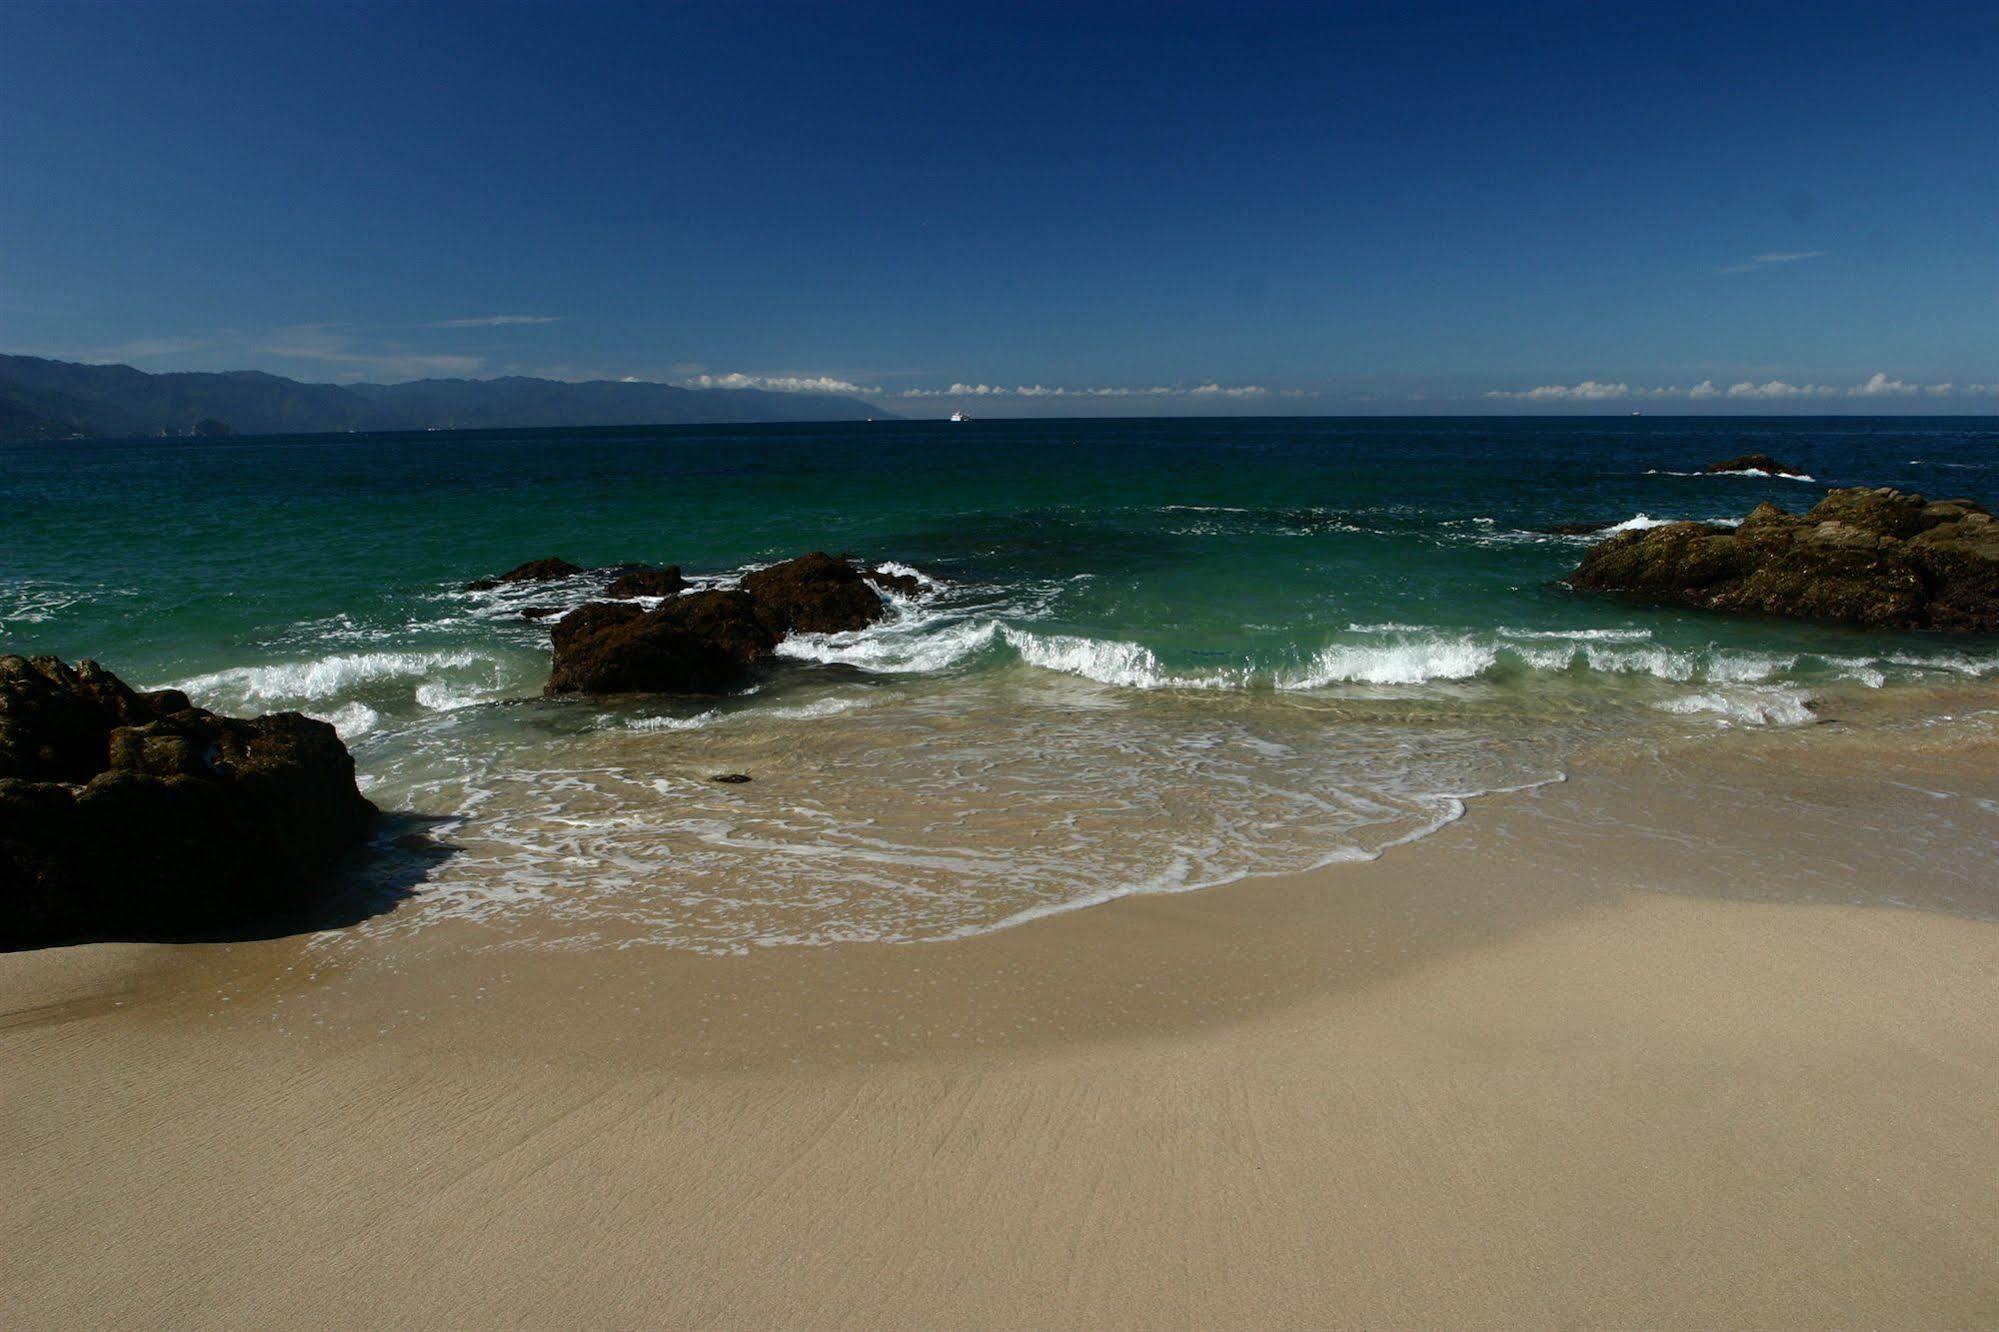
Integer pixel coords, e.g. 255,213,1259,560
949,410,969,423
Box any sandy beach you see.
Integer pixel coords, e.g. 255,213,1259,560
6,713,1998,1329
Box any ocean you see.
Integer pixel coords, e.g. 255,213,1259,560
5,415,1996,951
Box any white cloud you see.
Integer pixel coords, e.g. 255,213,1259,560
1724,379,1840,399
423,315,563,328
1717,249,1831,274
901,381,1268,399
1485,380,1632,401
1487,372,1963,403
683,372,880,396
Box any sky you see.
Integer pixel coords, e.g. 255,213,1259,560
1,0,1995,416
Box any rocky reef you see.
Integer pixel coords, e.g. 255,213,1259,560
1568,487,1998,630
1,656,377,949
546,552,898,695
465,557,583,591
1702,454,1806,477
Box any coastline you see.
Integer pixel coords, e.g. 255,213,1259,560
6,712,1998,1326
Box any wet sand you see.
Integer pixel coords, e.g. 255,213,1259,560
5,725,1999,1327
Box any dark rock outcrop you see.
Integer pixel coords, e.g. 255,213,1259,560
1,656,377,949
863,563,929,598
545,591,778,694
541,552,919,695
1568,488,1999,630
1534,521,1617,536
741,552,892,635
466,557,583,591
605,565,687,599
1702,454,1804,476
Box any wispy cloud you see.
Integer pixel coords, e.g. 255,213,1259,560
681,371,881,395
87,336,208,362
1488,371,1962,402
264,338,485,380
422,314,563,328
1716,249,1830,275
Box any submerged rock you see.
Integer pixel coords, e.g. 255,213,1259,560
545,591,777,694
605,565,687,599
741,552,892,635
1,656,377,949
1534,521,1618,536
710,773,752,784
466,556,583,591
1568,487,1999,630
1702,454,1805,477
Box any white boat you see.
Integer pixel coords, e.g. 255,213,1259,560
949,410,969,423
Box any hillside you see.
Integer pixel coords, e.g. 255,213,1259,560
0,355,886,441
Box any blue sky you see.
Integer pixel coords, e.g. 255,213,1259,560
2,0,1994,414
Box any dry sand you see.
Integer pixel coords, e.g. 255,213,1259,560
5,730,1998,1328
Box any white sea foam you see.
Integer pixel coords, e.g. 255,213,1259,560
1646,468,1817,481
764,696,877,721
626,709,723,732
1656,689,1817,727
314,701,384,738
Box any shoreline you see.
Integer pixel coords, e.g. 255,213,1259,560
6,714,1999,1326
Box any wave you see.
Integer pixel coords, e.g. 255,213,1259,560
954,772,1567,940
777,613,1001,673
171,649,493,703
1597,512,1743,534
1497,625,1655,642
1655,689,1817,727
317,701,384,738
999,626,1244,690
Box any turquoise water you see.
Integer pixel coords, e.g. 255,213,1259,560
5,417,1997,948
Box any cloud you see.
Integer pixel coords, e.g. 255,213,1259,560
681,372,881,396
1716,249,1831,274
1484,380,1633,401
89,336,207,361
899,381,1269,399
1489,372,1962,403
423,315,563,328
1724,379,1840,399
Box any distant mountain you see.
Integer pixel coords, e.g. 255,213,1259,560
0,355,887,442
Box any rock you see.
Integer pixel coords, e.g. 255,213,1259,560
537,552,908,695
1,656,377,949
466,557,582,592
605,565,687,599
1533,521,1617,536
519,605,562,621
710,773,752,784
545,591,777,694
1702,454,1804,476
740,552,891,635
1568,488,1999,631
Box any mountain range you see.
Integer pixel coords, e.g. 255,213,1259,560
0,354,887,441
